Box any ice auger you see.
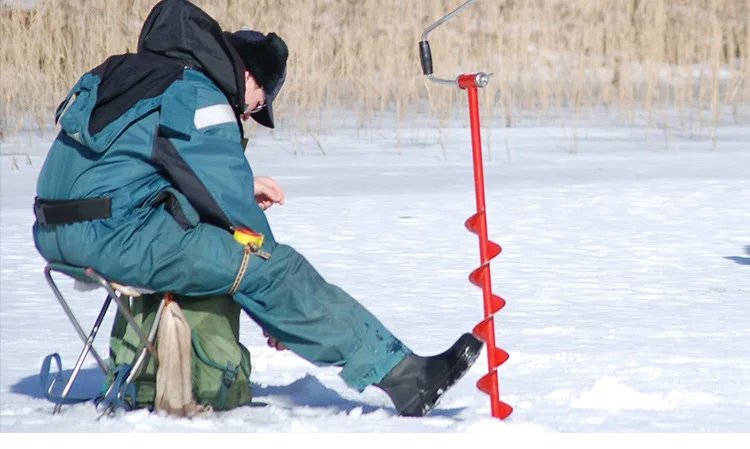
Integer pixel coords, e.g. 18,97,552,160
419,0,512,420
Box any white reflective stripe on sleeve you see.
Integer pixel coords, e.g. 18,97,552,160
193,104,236,130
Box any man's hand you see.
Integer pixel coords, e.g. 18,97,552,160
262,329,287,351
254,176,285,211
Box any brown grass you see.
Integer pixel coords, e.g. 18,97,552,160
1,0,748,139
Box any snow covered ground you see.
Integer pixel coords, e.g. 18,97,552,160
1,116,749,433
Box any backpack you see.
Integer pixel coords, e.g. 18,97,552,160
105,293,253,412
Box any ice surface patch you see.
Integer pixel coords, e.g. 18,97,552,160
544,388,573,403
521,326,576,336
458,419,550,434
571,376,721,411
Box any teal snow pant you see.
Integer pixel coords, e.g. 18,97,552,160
33,204,410,392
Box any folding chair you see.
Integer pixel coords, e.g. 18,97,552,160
40,262,166,416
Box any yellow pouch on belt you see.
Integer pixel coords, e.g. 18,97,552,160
233,228,264,248
234,228,263,248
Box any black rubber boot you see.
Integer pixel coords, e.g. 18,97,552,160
375,333,484,417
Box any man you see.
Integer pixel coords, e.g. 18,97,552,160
32,0,483,417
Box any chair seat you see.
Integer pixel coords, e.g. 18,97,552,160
47,262,155,297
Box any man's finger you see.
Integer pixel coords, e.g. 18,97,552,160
270,181,284,204
258,177,284,204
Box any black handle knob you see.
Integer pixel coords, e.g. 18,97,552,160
419,40,433,76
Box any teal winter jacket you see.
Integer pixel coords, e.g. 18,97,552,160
33,0,275,293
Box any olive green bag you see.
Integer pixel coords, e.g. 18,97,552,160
106,293,253,411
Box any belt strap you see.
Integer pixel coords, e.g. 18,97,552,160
34,196,112,226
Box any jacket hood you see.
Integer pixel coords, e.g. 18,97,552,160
54,0,248,153
137,0,247,114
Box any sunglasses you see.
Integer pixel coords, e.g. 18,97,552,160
247,102,266,114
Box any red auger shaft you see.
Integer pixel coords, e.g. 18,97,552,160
459,74,513,420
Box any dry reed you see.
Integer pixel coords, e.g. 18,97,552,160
0,0,748,140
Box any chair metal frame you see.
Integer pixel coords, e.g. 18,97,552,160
43,262,164,415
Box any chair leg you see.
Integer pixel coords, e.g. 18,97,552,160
99,296,166,409
52,292,114,415
44,266,110,374
84,269,158,361
126,297,166,384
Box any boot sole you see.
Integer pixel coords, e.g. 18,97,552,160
399,333,484,417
